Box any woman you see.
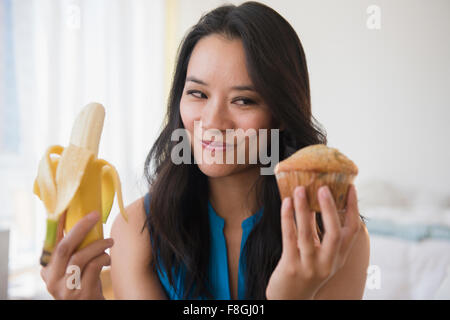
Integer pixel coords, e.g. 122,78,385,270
40,1,369,300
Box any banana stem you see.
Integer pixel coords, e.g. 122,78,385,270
40,218,58,267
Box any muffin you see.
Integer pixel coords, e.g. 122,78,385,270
274,144,358,213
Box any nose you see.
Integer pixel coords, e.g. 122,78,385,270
201,96,234,133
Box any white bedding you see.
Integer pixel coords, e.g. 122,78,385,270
363,234,450,299
357,180,450,299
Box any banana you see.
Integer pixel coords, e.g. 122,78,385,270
33,102,128,267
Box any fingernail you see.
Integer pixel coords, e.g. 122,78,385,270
282,197,291,209
88,211,100,221
295,186,305,198
107,238,114,247
320,186,330,199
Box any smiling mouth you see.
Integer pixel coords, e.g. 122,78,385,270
200,139,235,151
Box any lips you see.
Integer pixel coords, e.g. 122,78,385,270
201,140,233,151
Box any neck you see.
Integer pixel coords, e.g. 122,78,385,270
208,166,261,226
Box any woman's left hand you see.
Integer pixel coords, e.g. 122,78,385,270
266,184,361,300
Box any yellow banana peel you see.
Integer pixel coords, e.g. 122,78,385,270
33,103,128,266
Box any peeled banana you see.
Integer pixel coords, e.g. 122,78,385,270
33,102,128,267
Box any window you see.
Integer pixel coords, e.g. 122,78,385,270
0,0,166,298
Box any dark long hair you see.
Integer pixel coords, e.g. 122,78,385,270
144,1,329,299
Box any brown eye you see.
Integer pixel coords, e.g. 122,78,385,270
187,90,207,99
234,97,255,106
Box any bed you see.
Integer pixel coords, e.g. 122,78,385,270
358,180,450,299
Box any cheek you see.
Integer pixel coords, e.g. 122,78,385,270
179,97,199,134
236,110,274,157
236,109,273,132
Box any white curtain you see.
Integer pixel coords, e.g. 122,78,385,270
0,0,166,296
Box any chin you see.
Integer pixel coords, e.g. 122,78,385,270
196,162,235,178
195,162,251,178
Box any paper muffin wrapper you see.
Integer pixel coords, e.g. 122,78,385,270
275,171,356,215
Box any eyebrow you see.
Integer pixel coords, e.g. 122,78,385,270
186,76,256,92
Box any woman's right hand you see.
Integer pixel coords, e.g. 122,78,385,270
40,210,114,300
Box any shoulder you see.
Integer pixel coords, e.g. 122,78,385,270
110,195,152,266
110,195,168,299
111,195,148,238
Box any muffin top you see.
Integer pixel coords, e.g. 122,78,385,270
274,144,358,174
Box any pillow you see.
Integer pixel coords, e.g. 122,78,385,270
412,189,450,210
356,179,411,210
434,266,450,299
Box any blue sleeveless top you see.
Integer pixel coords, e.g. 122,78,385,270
143,193,263,300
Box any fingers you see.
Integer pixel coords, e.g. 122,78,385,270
317,186,341,260
81,253,111,293
310,213,321,247
343,185,361,231
293,186,316,260
280,197,299,260
40,238,112,300
50,211,101,278
68,238,114,271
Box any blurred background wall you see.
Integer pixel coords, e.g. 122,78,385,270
174,0,450,196
0,0,167,298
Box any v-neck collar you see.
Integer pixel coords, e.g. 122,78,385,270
207,201,263,229
207,201,263,299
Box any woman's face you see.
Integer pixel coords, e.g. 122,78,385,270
180,34,275,178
